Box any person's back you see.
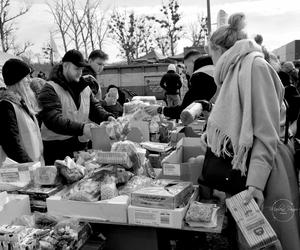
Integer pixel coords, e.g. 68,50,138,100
160,64,182,107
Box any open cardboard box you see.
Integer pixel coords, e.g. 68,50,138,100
46,187,130,223
128,187,199,229
161,137,205,184
0,192,31,224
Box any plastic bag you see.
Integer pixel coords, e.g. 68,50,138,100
34,212,61,229
55,156,85,184
63,178,101,202
100,176,118,200
111,140,142,174
118,175,154,196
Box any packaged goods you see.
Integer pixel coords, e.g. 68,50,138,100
0,224,49,250
140,142,173,153
96,151,132,168
118,175,154,196
0,162,41,191
54,157,85,184
180,102,203,126
185,201,219,228
64,178,101,202
226,190,278,249
18,185,63,213
128,187,199,229
34,165,58,186
111,140,142,174
100,176,118,200
34,212,61,229
131,180,194,209
132,96,157,104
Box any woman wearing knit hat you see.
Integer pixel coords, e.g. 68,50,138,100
0,58,43,164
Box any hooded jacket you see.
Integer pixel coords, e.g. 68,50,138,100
38,64,112,138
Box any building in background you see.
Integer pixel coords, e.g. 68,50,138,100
273,40,300,62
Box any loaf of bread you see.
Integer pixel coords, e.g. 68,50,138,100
185,201,214,222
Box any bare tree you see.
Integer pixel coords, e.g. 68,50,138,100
188,14,208,47
0,0,31,54
147,0,183,56
155,34,169,56
94,6,109,51
13,40,33,56
109,10,148,64
47,0,70,53
48,0,108,57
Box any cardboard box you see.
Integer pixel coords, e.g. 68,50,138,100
169,126,201,146
91,126,112,151
161,138,205,184
128,187,198,229
131,180,194,209
0,192,31,225
226,191,278,249
18,185,63,212
0,162,40,183
47,188,130,223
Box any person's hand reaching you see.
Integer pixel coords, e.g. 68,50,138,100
144,105,161,116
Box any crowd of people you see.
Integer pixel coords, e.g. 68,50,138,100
0,11,299,250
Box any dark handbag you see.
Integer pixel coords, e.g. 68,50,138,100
201,147,247,195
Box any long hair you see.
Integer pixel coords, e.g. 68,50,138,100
7,78,40,115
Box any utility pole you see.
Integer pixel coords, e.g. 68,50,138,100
207,0,211,36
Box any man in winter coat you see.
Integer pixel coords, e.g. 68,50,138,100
160,64,182,107
38,49,114,165
82,50,108,101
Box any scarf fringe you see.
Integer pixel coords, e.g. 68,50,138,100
208,125,233,158
208,123,250,176
232,145,251,176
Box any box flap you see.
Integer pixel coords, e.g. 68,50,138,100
176,137,202,149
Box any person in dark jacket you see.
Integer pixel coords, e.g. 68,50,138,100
160,64,182,107
100,87,123,118
82,50,108,101
107,84,127,106
0,59,43,164
278,70,300,124
38,49,114,165
145,56,217,119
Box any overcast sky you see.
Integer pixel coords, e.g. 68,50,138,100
13,0,300,62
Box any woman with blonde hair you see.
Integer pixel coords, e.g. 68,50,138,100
203,13,300,249
0,59,43,164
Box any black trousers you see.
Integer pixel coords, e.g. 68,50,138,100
43,137,88,165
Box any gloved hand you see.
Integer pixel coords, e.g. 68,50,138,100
81,75,99,95
194,100,213,112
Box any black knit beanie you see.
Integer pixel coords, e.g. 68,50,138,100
2,58,31,86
